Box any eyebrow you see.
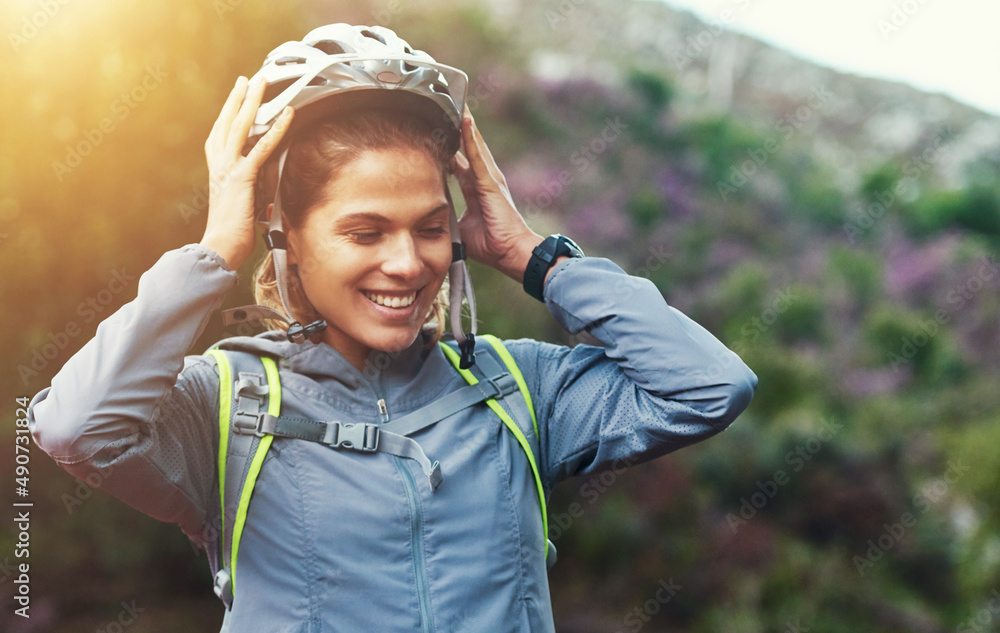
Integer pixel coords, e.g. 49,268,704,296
334,204,451,226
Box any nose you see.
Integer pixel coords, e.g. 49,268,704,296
379,233,424,280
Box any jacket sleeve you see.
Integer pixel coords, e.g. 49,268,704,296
504,256,757,490
27,244,236,546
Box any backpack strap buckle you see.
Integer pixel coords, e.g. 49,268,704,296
214,569,233,609
232,373,269,436
323,422,380,452
233,413,279,437
481,372,518,399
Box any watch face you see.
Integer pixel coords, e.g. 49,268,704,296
553,234,584,258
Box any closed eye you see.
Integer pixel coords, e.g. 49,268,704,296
349,231,381,244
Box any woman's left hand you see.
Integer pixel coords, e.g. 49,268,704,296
453,105,542,283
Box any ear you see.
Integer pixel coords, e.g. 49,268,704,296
264,202,275,224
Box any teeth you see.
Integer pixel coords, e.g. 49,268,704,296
364,291,417,308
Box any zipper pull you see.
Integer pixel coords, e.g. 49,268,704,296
377,398,389,423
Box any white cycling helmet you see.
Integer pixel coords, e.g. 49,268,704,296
223,24,478,367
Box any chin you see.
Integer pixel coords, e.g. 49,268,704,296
367,328,422,354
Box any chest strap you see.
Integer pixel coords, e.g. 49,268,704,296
228,351,527,493
233,402,442,490
235,411,443,489
378,368,519,437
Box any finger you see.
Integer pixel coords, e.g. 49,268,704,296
460,115,487,181
453,154,484,214
451,146,476,190
225,75,268,158
453,150,470,174
246,106,294,168
462,114,506,186
208,76,249,156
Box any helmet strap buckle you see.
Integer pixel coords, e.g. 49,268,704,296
287,319,327,343
458,333,476,370
263,230,287,251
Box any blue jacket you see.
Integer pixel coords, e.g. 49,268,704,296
29,243,756,632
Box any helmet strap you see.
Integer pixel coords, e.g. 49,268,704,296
445,182,477,368
268,147,327,343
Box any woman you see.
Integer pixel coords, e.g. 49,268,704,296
29,24,757,632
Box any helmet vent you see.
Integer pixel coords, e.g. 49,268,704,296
431,83,449,95
402,45,418,71
263,78,298,103
307,76,328,87
360,29,386,44
275,55,306,66
313,40,347,55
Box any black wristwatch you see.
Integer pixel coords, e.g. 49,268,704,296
522,234,584,302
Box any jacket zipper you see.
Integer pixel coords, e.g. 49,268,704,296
376,395,433,632
398,457,434,633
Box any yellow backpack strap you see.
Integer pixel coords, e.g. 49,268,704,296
205,348,232,543
439,335,550,561
205,348,280,609
479,334,538,440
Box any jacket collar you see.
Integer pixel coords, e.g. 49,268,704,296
213,328,455,414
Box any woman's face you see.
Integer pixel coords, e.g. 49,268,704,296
287,147,452,371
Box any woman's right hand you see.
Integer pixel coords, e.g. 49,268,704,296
200,75,294,270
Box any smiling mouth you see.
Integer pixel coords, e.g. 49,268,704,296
362,290,418,309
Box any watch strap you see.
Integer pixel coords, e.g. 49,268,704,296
522,234,583,302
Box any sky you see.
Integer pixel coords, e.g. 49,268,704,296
656,0,1000,117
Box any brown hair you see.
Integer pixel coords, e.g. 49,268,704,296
252,109,455,344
